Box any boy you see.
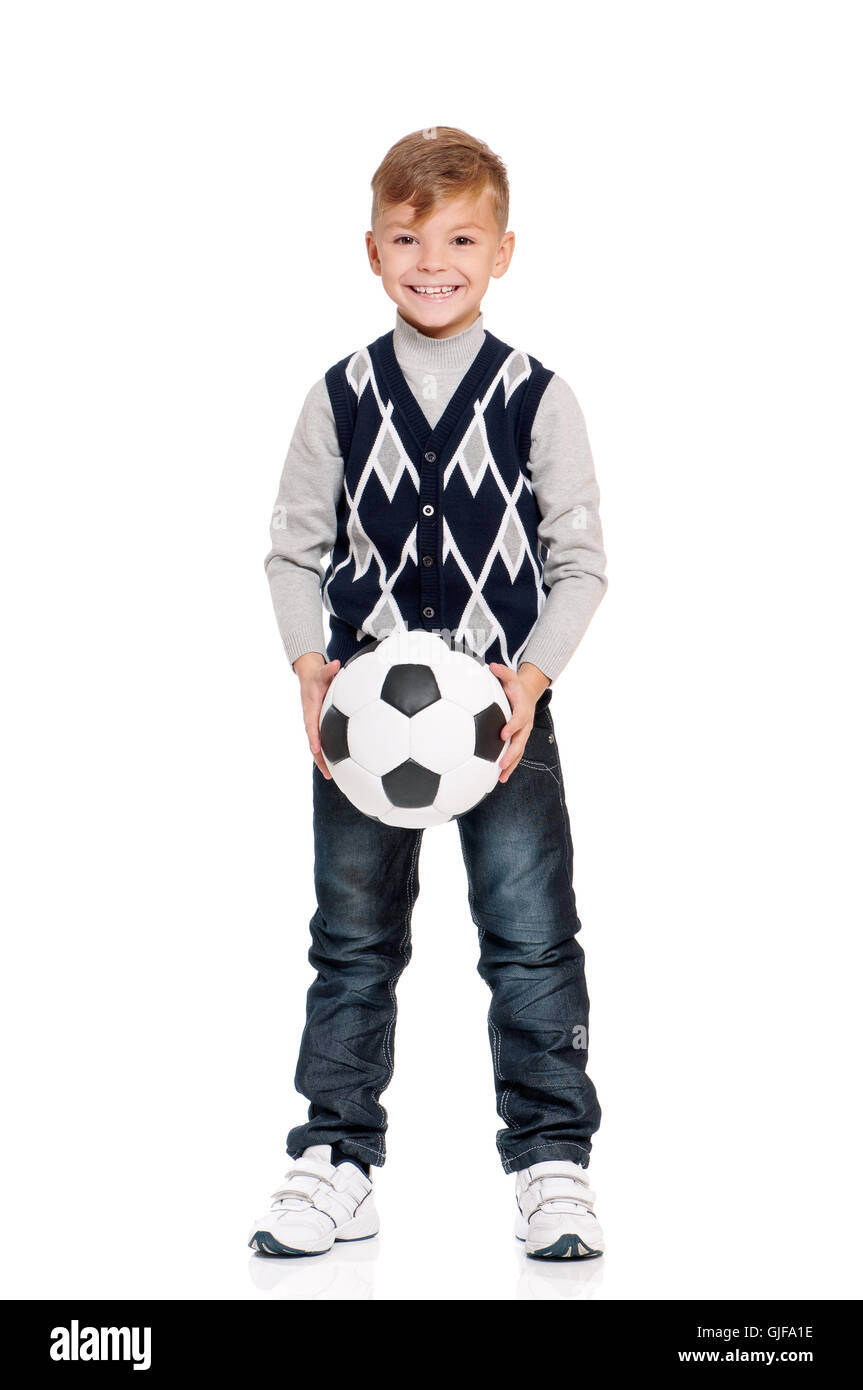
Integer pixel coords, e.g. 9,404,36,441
251,127,608,1261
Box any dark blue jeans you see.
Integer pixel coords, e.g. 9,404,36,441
286,688,601,1174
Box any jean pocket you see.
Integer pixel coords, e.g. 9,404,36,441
517,714,560,774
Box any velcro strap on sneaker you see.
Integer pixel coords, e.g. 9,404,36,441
331,1167,372,1200
271,1168,334,1203
520,1174,596,1219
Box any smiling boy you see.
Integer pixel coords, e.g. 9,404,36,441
251,127,608,1260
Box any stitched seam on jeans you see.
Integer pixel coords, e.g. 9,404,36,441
521,727,571,888
490,1014,514,1131
482,931,515,1142
376,829,421,1164
549,747,576,915
327,1139,380,1162
457,818,515,1147
506,1139,591,1166
516,757,561,785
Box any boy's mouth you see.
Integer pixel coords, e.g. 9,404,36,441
407,285,463,302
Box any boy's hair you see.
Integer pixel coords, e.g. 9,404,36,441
370,127,509,239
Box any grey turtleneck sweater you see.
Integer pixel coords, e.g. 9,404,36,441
265,309,607,685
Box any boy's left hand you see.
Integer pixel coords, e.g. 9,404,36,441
488,661,551,783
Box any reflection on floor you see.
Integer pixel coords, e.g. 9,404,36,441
248,1239,605,1301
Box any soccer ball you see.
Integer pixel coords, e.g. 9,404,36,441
319,630,512,828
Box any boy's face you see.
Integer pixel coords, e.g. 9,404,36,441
366,188,514,338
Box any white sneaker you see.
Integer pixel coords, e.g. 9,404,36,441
515,1160,604,1259
248,1146,379,1257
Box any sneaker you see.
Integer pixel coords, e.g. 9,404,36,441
515,1160,604,1259
248,1145,379,1257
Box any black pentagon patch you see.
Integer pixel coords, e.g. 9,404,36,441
382,759,441,808
474,702,506,761
320,706,350,763
343,636,387,668
380,663,440,717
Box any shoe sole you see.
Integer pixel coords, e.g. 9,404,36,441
248,1230,378,1258
516,1233,603,1261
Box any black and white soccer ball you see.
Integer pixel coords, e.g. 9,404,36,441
319,630,512,828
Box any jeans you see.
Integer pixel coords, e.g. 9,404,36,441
286,687,601,1174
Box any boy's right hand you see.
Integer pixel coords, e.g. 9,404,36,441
292,653,341,779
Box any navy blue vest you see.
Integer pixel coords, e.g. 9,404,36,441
322,327,554,671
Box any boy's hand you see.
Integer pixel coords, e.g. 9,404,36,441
488,660,551,783
292,652,341,779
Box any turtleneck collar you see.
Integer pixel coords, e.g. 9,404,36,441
393,308,486,371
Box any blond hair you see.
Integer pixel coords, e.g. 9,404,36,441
370,127,509,237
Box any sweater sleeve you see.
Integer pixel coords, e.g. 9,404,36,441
518,373,608,685
264,376,344,667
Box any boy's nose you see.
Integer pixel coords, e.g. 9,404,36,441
416,253,448,272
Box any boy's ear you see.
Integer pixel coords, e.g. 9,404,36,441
366,228,382,276
491,229,515,279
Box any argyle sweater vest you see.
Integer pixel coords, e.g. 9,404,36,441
321,327,555,671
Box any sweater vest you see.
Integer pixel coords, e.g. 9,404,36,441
321,326,555,671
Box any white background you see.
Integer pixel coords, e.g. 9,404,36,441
2,0,861,1301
